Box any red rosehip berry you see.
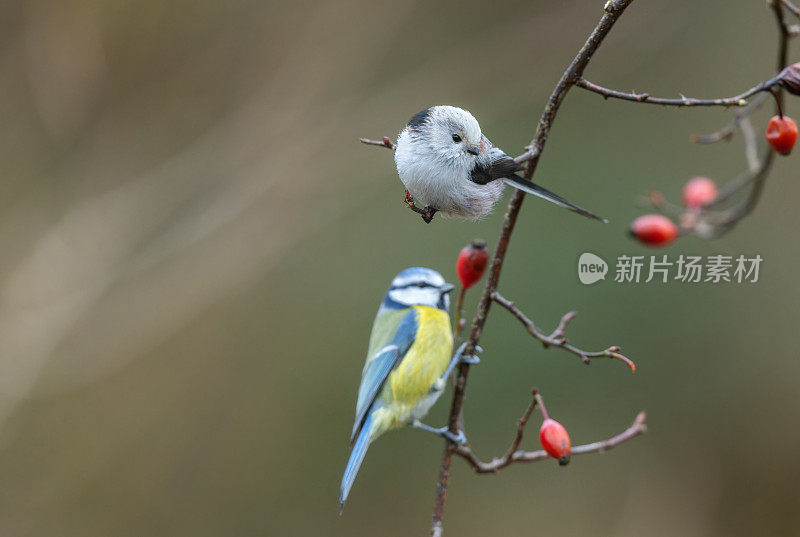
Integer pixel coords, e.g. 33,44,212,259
539,418,571,465
456,239,489,289
630,214,678,247
681,176,717,209
765,115,798,155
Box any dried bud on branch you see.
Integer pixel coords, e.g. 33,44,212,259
778,62,800,95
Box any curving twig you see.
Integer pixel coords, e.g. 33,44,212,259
456,403,647,474
576,75,780,107
491,292,636,371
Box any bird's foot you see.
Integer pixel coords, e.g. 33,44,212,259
403,190,437,224
452,342,482,366
420,207,436,224
412,420,468,445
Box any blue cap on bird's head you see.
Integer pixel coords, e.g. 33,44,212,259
382,267,454,311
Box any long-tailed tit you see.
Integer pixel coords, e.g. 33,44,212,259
394,105,606,223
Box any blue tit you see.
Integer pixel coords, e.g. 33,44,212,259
339,267,478,513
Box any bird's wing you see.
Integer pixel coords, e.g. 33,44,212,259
350,308,418,444
471,137,606,222
470,151,523,185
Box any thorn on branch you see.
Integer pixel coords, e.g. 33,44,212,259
576,75,781,108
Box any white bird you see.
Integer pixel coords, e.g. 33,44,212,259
394,105,606,223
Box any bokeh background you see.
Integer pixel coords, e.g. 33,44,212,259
0,0,798,535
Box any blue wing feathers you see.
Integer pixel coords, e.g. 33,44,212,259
349,309,419,444
391,309,419,356
350,345,398,443
340,413,373,513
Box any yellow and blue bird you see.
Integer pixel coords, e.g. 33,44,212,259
339,267,478,512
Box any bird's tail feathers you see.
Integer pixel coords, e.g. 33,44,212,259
339,413,373,514
503,174,607,223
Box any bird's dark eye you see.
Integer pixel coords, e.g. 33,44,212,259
452,134,462,143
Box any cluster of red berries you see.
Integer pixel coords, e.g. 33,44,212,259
629,176,717,247
629,104,797,247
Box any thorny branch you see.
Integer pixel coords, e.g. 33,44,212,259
491,292,636,371
575,75,780,107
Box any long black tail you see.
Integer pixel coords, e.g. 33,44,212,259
503,174,607,223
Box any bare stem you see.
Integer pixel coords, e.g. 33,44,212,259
576,76,780,107
359,137,394,149
491,292,636,370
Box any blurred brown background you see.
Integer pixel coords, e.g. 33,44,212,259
0,0,798,535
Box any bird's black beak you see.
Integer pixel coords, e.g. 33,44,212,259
466,147,479,156
441,283,455,293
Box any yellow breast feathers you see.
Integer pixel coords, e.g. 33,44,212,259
386,305,452,407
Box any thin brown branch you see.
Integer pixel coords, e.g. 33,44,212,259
576,76,780,107
455,410,647,474
491,292,635,371
503,389,540,461
359,136,395,149
773,0,792,71
430,3,636,535
452,286,467,341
